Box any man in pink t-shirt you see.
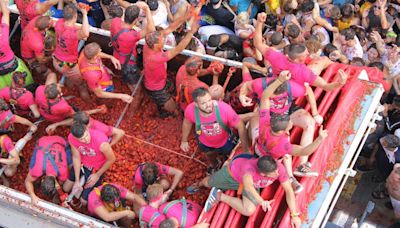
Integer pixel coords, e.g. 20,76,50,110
181,87,250,172
79,42,133,103
254,13,348,91
52,4,90,101
143,18,199,117
193,154,301,227
0,72,39,117
252,71,328,193
20,15,55,80
133,162,183,199
63,121,116,204
45,111,126,147
87,183,145,226
25,136,72,205
0,98,37,134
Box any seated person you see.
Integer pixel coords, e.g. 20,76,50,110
139,184,202,227
133,162,183,198
25,136,72,205
78,42,133,103
87,182,146,226
0,72,40,118
0,98,37,134
189,154,301,228
386,164,400,219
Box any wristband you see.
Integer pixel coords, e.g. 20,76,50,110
291,212,300,217
312,113,319,117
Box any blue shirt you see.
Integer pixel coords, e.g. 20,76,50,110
229,0,258,19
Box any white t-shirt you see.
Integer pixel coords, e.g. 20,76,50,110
198,25,234,43
152,1,169,28
342,36,364,60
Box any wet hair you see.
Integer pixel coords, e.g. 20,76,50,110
305,39,322,55
287,24,301,39
341,4,354,19
147,0,159,11
340,28,356,41
159,219,175,228
323,43,338,56
271,32,283,45
0,98,9,111
35,16,51,31
101,0,112,6
73,111,90,125
146,184,163,201
265,14,279,30
287,44,306,60
40,176,56,196
192,87,209,102
108,5,123,18
185,57,202,75
368,61,384,71
257,156,278,174
145,31,162,49
63,4,77,21
142,162,159,186
350,57,365,66
283,2,295,14
270,112,290,132
83,42,101,59
100,184,121,203
207,35,221,48
44,83,59,99
71,122,86,138
301,0,314,12
124,5,140,24
12,71,27,88
44,33,56,51
382,134,400,149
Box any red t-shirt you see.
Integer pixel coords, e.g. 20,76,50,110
0,23,15,64
263,49,317,86
184,101,240,148
20,16,45,60
110,18,141,65
143,44,170,91
0,87,35,112
256,108,293,159
175,65,209,110
134,162,170,190
53,19,79,63
35,85,74,122
87,183,128,215
68,129,108,170
230,157,288,187
15,0,39,29
78,53,113,91
0,110,16,130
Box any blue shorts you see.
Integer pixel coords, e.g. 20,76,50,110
104,85,115,92
198,132,238,155
68,166,104,201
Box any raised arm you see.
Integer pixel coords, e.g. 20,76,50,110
312,1,339,33
77,7,90,40
136,2,155,38
36,0,59,15
254,13,269,54
260,71,291,110
0,0,10,25
167,21,199,60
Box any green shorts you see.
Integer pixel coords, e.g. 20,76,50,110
208,165,259,206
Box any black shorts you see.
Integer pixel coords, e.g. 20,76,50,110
68,166,104,201
146,80,174,107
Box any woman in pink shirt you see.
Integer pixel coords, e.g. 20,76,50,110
87,183,146,226
0,72,39,118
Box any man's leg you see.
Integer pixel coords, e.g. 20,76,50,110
220,194,257,216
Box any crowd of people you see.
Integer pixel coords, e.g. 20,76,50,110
0,0,398,226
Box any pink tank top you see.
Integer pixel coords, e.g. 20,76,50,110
159,199,202,227
54,19,79,63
